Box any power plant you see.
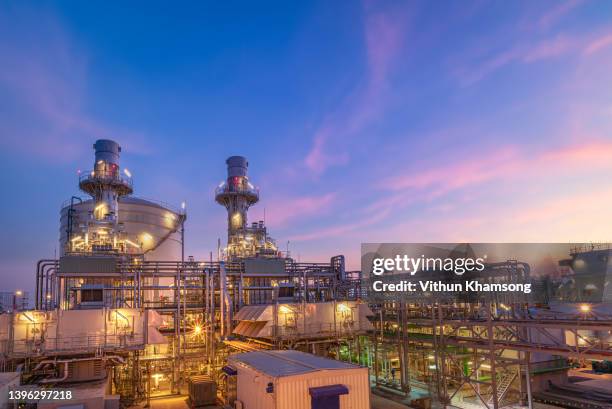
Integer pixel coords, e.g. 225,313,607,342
1,139,612,409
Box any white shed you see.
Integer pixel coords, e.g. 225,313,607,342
226,350,370,409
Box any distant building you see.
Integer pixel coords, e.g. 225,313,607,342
0,291,29,312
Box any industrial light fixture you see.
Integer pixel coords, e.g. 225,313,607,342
337,303,351,313
124,239,141,248
279,305,292,314
18,312,35,323
231,212,242,228
114,310,130,328
579,304,591,313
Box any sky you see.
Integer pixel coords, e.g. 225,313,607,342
2,0,612,293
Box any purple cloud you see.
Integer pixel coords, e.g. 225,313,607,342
303,2,410,176
0,6,150,162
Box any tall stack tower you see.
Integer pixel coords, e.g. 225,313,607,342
80,139,133,221
72,139,133,252
215,156,277,259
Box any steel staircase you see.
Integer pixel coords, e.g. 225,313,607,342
486,371,517,406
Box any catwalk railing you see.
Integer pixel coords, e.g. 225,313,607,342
2,333,145,357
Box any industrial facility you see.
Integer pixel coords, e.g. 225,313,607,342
1,139,612,409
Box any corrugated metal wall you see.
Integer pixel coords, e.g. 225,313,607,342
275,368,370,409
234,365,370,409
234,364,275,409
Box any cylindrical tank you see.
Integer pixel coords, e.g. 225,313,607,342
60,197,183,260
93,139,121,166
226,156,248,177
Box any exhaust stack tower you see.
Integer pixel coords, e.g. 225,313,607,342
215,157,259,255
79,139,133,224
73,139,133,252
216,156,279,259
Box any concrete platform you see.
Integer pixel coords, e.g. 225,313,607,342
371,394,411,409
139,393,410,409
133,396,223,409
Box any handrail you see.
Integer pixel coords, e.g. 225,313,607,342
215,184,259,197
59,195,185,215
8,334,146,355
79,170,133,188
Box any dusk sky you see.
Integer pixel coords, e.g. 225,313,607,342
2,1,612,292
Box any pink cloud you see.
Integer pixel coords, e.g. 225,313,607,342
388,185,612,244
304,129,349,175
457,34,578,85
382,145,520,194
0,7,150,162
537,0,584,30
456,23,612,86
583,33,612,55
364,9,404,94
262,192,337,228
383,140,612,196
303,3,409,175
292,140,612,243
287,205,390,242
522,35,576,62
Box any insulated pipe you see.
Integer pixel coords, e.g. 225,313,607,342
42,263,57,309
36,260,57,309
36,260,52,309
220,261,226,337
33,356,127,372
36,355,126,384
39,361,69,384
44,267,56,310
219,262,234,337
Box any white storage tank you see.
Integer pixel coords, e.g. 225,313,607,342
226,350,370,409
59,197,183,260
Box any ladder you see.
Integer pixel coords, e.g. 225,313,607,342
487,371,517,406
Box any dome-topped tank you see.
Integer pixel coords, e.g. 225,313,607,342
60,196,183,260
